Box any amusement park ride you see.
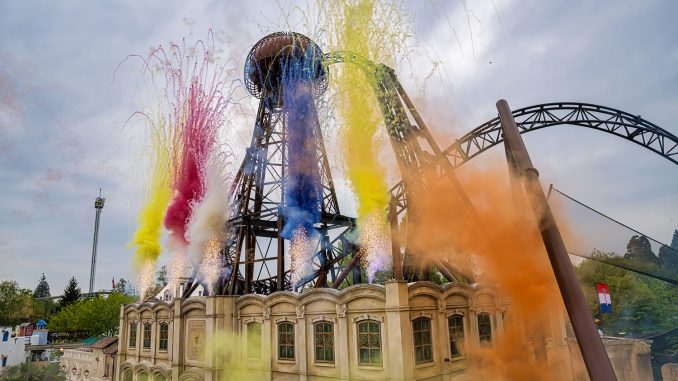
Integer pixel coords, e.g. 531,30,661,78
178,32,678,381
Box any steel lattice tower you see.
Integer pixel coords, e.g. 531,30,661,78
183,32,471,297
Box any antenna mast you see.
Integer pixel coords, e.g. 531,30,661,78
89,189,105,294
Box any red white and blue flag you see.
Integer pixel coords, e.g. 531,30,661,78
596,282,612,314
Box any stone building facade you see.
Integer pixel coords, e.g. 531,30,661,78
115,281,655,381
116,281,508,380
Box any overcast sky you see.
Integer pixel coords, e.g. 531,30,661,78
1,0,676,295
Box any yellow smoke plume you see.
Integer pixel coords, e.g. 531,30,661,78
129,118,173,270
323,0,407,270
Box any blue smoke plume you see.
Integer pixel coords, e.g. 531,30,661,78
280,46,322,239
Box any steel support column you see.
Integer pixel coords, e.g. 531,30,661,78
497,99,616,381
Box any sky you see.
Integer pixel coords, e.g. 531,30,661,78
0,0,676,295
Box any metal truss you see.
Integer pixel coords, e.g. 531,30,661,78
208,95,360,296
389,102,678,214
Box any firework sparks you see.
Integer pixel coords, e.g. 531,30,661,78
167,250,188,297
137,259,156,300
289,227,318,287
199,235,223,295
360,211,392,283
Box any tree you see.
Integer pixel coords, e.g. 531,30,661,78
48,292,136,336
0,281,35,326
575,251,678,337
114,278,132,295
624,235,661,264
33,273,51,299
60,277,81,308
0,362,65,381
145,265,168,299
32,273,55,319
658,229,678,271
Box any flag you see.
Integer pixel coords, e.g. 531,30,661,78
596,282,612,313
112,277,116,290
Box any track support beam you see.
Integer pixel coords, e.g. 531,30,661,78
498,99,617,381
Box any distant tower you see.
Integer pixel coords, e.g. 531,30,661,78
89,189,105,294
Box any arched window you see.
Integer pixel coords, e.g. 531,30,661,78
277,322,295,360
448,314,464,357
137,371,148,381
477,313,492,345
357,320,381,366
158,322,169,351
2,331,8,342
155,375,166,381
122,369,133,381
128,323,137,349
143,322,152,349
412,317,433,364
314,321,334,363
247,322,262,359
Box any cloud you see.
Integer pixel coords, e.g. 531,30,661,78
0,0,676,295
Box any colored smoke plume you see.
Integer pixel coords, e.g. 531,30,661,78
154,36,232,248
323,0,406,274
278,46,323,281
408,164,573,380
129,118,173,270
186,152,233,269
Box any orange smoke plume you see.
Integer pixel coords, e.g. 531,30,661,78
408,163,575,380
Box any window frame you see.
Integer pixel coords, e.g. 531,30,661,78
477,312,493,345
158,322,169,352
412,317,433,364
277,322,295,361
356,319,382,367
313,321,335,364
448,314,465,357
142,321,152,350
128,322,137,349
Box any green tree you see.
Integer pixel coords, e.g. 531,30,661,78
60,277,81,308
575,251,678,336
48,292,135,336
114,278,133,295
32,273,55,319
0,362,65,381
624,235,661,264
144,266,169,299
658,229,678,271
0,281,35,326
33,273,51,299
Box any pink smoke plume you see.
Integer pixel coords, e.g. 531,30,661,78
138,33,236,247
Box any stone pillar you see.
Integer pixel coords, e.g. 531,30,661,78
151,315,157,364
468,305,480,347
262,306,272,378
296,306,308,381
204,297,215,381
384,280,414,381
336,303,350,379
437,300,448,364
171,300,183,381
